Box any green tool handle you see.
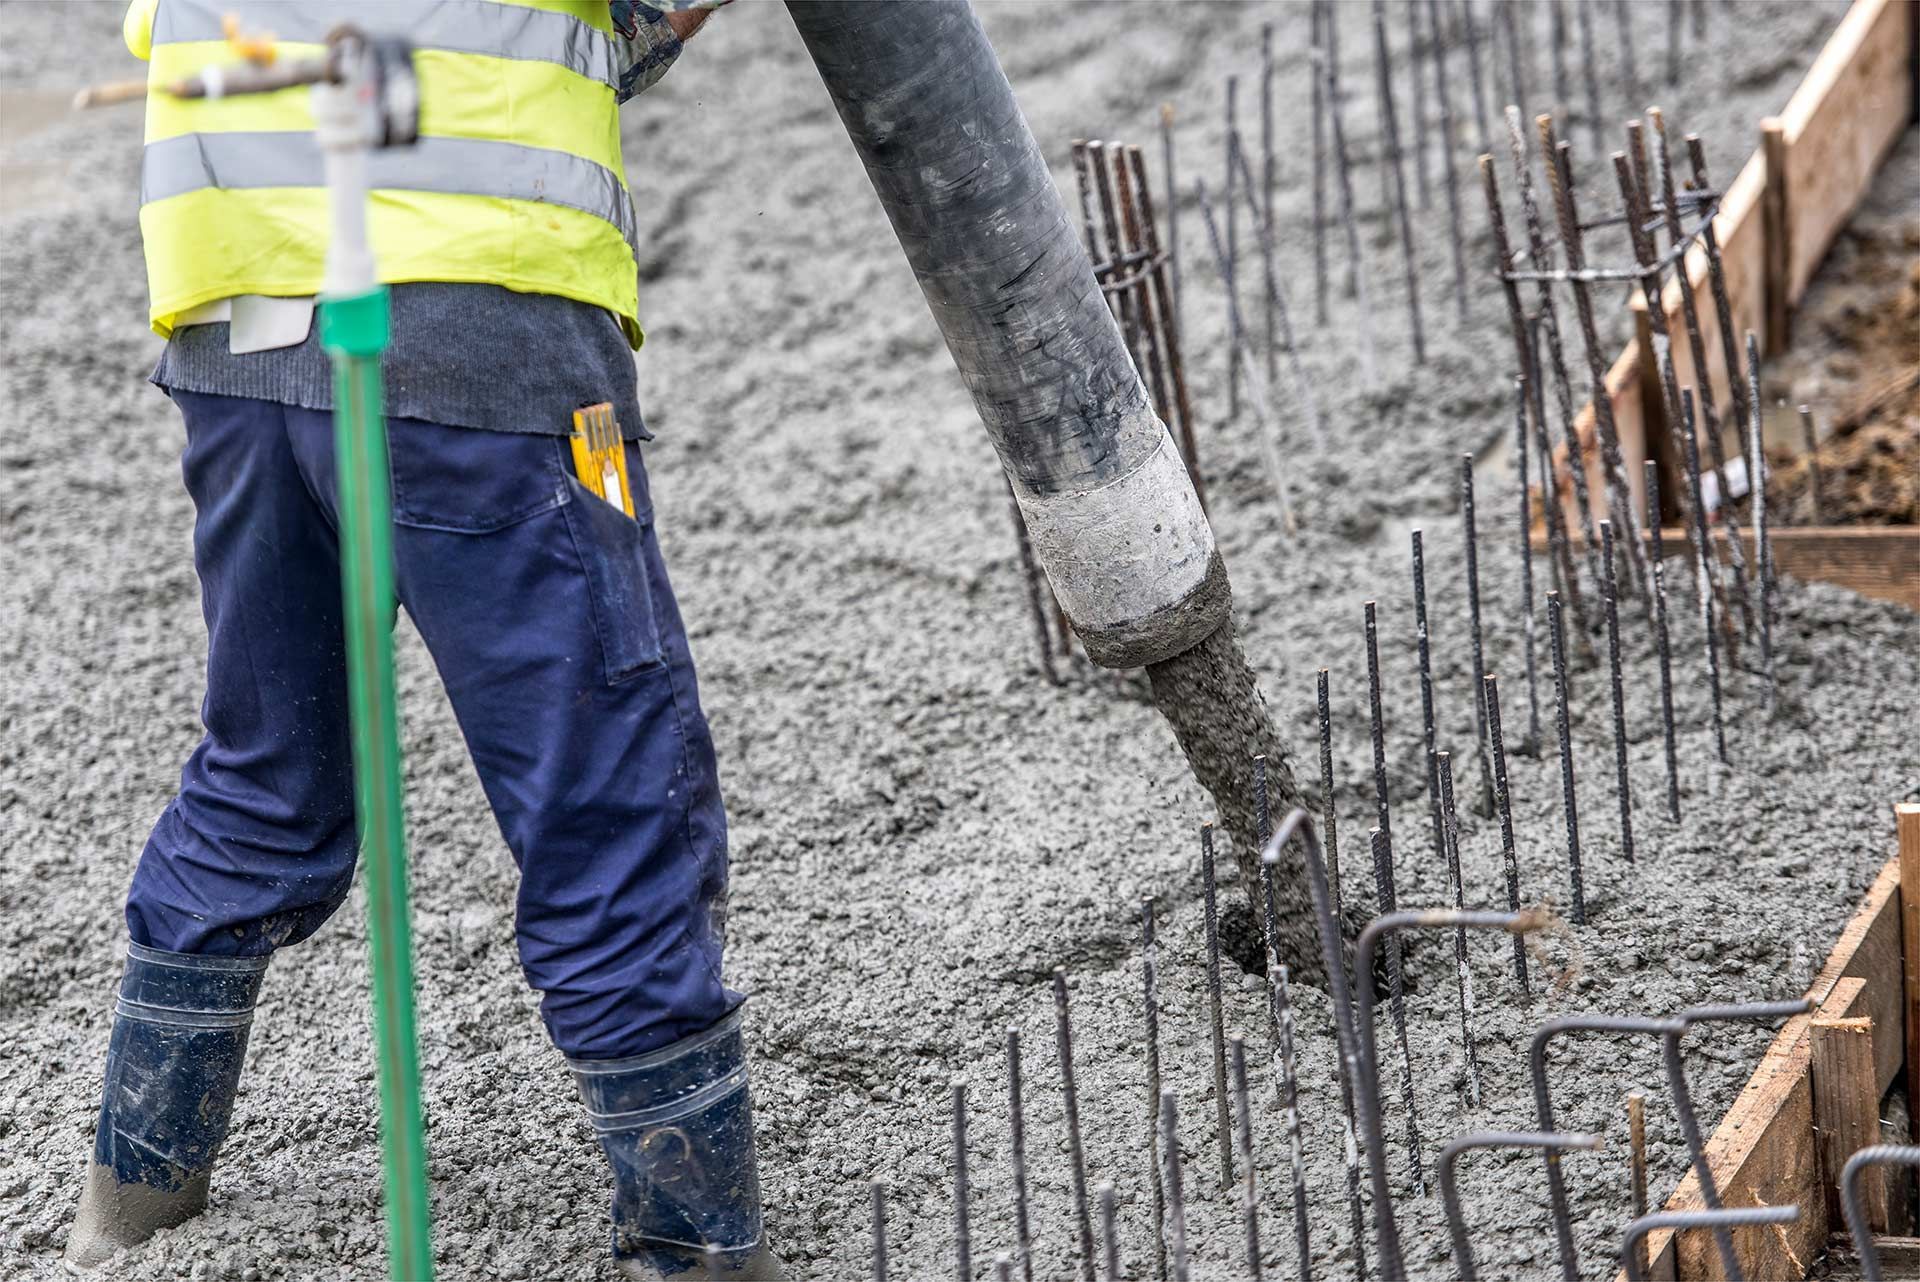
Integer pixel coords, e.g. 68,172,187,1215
322,286,435,1282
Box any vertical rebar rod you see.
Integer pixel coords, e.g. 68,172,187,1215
1229,1035,1264,1280
1546,590,1586,924
1410,0,1433,211
1054,968,1096,1282
1160,1090,1191,1282
1161,103,1181,343
871,1180,888,1282
1460,0,1492,152
1071,140,1112,318
1373,1,1428,363
1505,108,1603,596
1228,139,1327,450
1317,667,1345,925
1201,823,1234,1191
1497,0,1528,116
1274,964,1314,1282
1647,461,1681,821
1413,529,1446,866
1628,1092,1650,1280
1325,5,1378,385
1480,154,1587,631
1141,900,1168,1282
1686,134,1752,435
1311,1,1330,324
1614,0,1639,104
1680,390,1729,763
1262,23,1278,384
1006,485,1057,685
1665,3,1680,86
1227,75,1241,419
1536,121,1652,604
1798,404,1825,523
1549,0,1569,117
1089,141,1153,396
1463,456,1497,814
953,1078,972,1282
1746,333,1776,707
1007,1028,1035,1282
1364,601,1394,852
1651,112,1752,637
1107,144,1174,433
1576,1,1602,153
1485,674,1531,997
1514,377,1542,751
1098,1183,1122,1282
995,1255,1012,1282
1126,144,1207,515
1436,752,1483,1105
1371,824,1426,1195
1428,0,1469,320
1599,519,1635,863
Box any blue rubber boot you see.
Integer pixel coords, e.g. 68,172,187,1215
64,944,268,1272
571,1008,785,1280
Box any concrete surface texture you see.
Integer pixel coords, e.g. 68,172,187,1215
3,2,1914,1279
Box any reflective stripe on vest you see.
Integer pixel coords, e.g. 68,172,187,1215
141,132,640,260
151,0,618,91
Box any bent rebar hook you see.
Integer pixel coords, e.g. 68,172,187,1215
1621,1205,1797,1282
1843,1145,1920,1282
1439,1130,1601,1282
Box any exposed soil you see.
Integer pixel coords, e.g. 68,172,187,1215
5,4,1917,1282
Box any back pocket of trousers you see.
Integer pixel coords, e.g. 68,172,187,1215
563,471,665,682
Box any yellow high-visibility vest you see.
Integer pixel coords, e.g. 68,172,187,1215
127,0,643,348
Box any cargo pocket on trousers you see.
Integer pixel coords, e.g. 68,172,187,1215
561,452,665,683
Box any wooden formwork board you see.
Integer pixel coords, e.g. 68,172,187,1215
1553,0,1915,534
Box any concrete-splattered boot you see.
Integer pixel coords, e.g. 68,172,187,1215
571,1008,785,1280
64,944,268,1273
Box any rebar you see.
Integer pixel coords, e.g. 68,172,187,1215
1647,461,1681,820
1484,675,1531,998
1463,457,1497,815
995,1253,1013,1282
1651,113,1753,638
1098,1182,1122,1282
1664,2,1680,85
1615,0,1639,105
1529,1013,1686,1279
871,1180,888,1282
1799,404,1824,523
1274,964,1313,1282
1006,486,1057,684
1105,143,1175,440
1549,0,1569,117
1072,140,1113,320
1370,824,1425,1197
1440,1131,1602,1282
1687,135,1752,435
1161,103,1181,343
1226,76,1241,419
1262,24,1278,385
1200,823,1234,1191
1229,1034,1263,1280
1746,332,1776,706
1514,378,1542,751
1435,752,1482,1106
1505,108,1604,599
1159,1089,1191,1282
952,1078,971,1282
1547,591,1586,924
1680,391,1729,763
1480,155,1587,632
1228,136,1326,450
1427,0,1469,320
1317,668,1345,926
1628,1092,1649,1279
1843,1146,1920,1282
1410,0,1433,212
1311,2,1330,324
1364,601,1394,851
1536,119,1652,606
1599,520,1635,862
1140,901,1168,1282
1195,179,1300,529
1054,968,1096,1282
1007,1028,1035,1282
1323,3,1378,382
1412,530,1446,863
1372,1,1427,363
1663,1000,1814,1279
1625,1207,1798,1282
1459,0,1492,152
1576,1,1601,153
1497,0,1527,119
1125,144,1207,514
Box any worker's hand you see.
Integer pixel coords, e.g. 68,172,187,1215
610,1,725,103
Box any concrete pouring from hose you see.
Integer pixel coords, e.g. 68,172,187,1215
785,0,1333,978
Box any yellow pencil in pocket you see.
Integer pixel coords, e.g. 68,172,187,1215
569,402,634,518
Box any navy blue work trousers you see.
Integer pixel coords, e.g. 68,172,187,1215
126,390,737,1059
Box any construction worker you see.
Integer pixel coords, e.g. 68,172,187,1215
65,2,783,1278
